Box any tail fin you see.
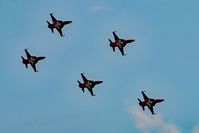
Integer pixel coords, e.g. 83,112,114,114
21,56,28,68
77,80,84,92
109,39,115,52
138,98,145,111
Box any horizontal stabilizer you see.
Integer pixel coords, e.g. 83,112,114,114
138,98,145,111
21,56,28,68
77,80,84,92
138,98,142,103
109,39,113,44
46,21,50,25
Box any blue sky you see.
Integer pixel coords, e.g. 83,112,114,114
1,0,199,133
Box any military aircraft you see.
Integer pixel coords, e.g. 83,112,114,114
109,31,135,56
47,13,72,37
21,49,45,72
138,91,164,115
77,73,103,96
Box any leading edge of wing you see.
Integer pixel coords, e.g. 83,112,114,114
113,31,119,41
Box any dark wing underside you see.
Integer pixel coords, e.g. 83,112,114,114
56,28,63,37
81,73,88,82
25,63,28,68
113,32,119,41
118,47,125,56
142,91,149,101
50,13,57,23
82,88,85,93
25,49,31,58
51,27,54,33
31,63,37,72
148,106,155,114
142,106,145,111
87,88,95,96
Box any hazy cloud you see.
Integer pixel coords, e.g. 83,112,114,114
128,106,181,133
192,124,199,133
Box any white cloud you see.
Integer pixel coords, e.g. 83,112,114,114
90,5,112,12
128,106,181,133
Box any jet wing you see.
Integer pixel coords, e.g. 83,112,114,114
142,106,145,111
141,91,149,101
113,31,119,41
81,88,85,93
25,63,28,68
25,49,31,58
50,13,57,23
56,28,63,37
88,88,95,96
31,63,37,72
148,106,155,115
81,73,88,82
50,27,54,33
118,47,125,56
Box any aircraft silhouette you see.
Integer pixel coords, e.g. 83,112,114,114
138,91,164,115
77,73,103,96
47,13,72,37
109,31,135,56
21,49,45,72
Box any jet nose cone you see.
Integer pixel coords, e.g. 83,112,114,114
99,81,103,84
158,99,164,102
129,39,135,43
67,21,72,24
96,81,103,84
126,39,135,44
39,57,46,60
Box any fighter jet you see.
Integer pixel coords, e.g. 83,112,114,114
21,49,45,72
47,13,72,37
109,31,135,56
77,73,103,96
138,91,164,115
